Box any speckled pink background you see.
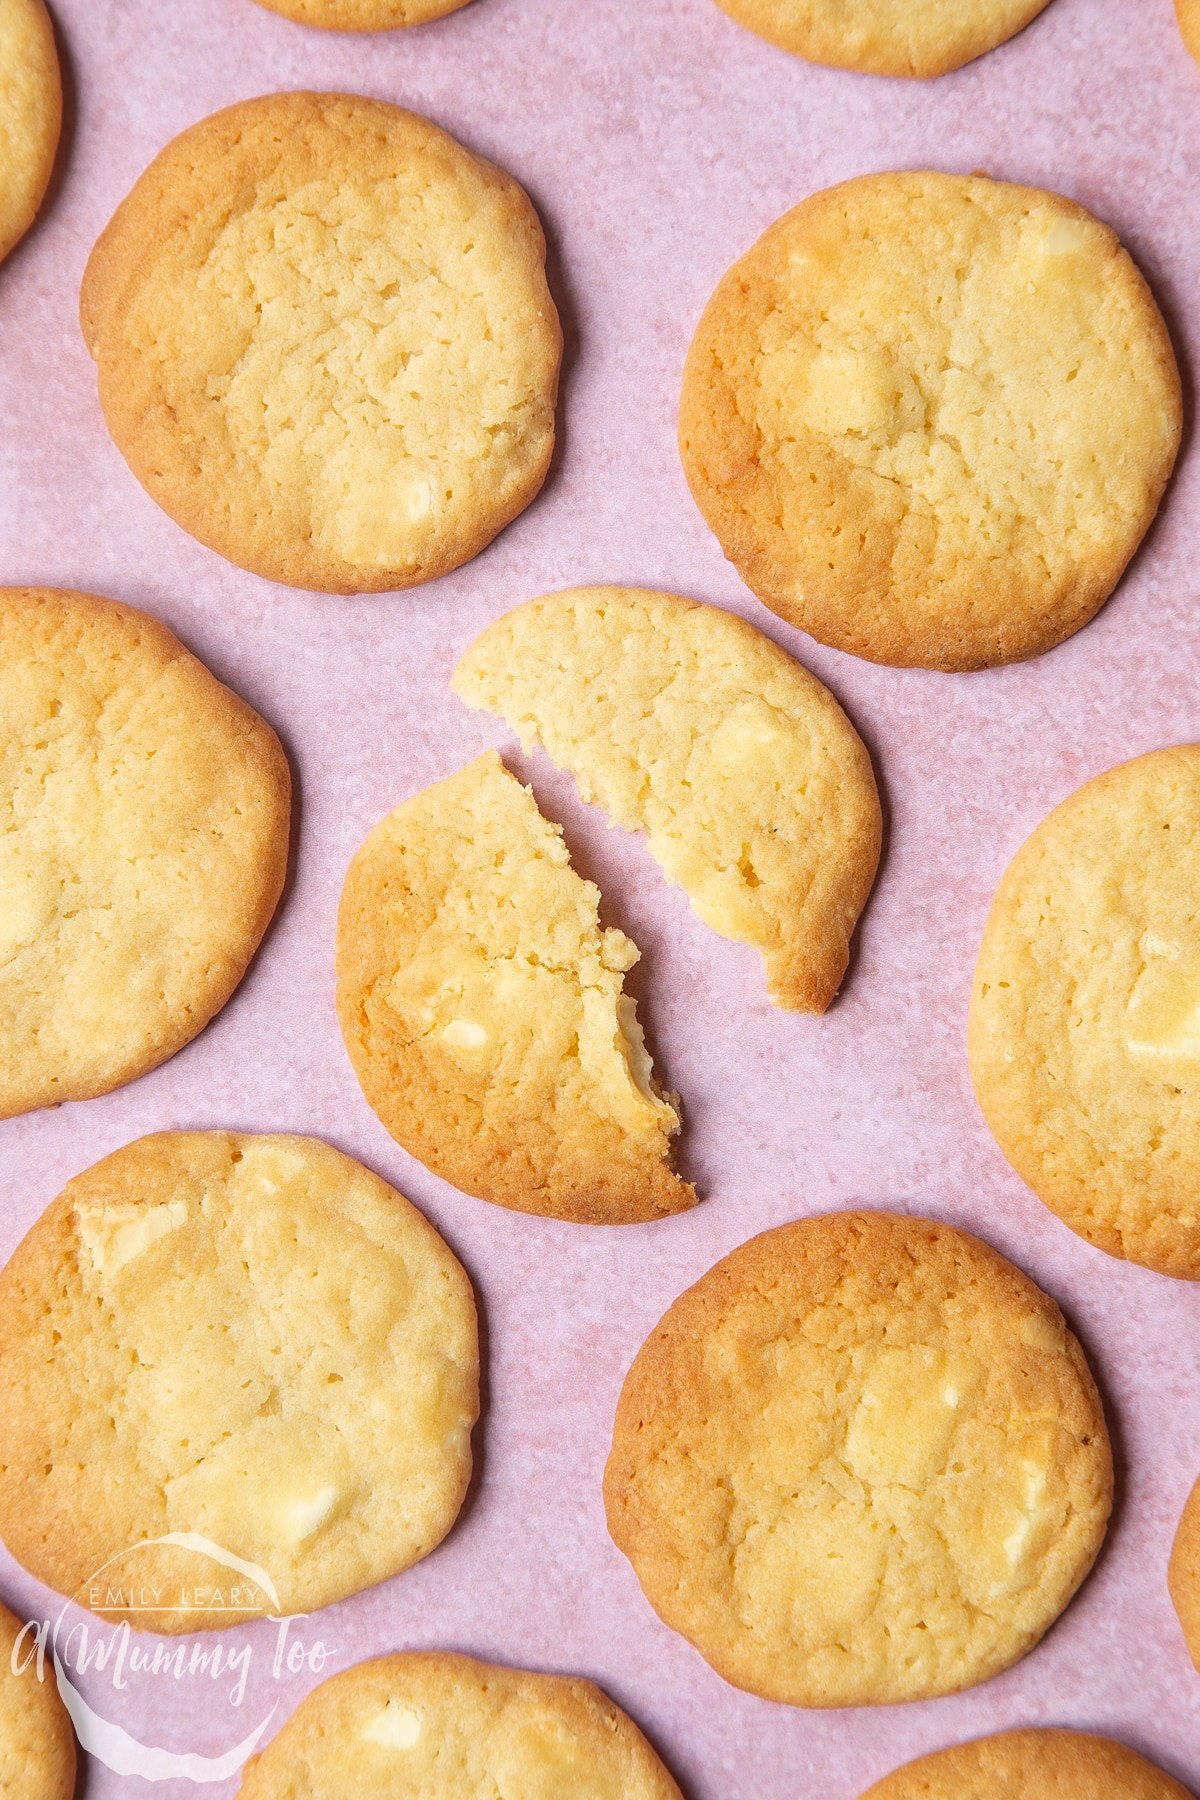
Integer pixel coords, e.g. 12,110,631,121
2,0,1200,1793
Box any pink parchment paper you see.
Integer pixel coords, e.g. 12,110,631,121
2,0,1200,1793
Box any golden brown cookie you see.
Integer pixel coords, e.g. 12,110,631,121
858,1729,1194,1799
0,588,290,1119
249,0,472,25
337,751,693,1224
711,0,1055,77
1169,1475,1200,1674
453,587,881,1011
604,1210,1112,1706
237,1652,683,1798
0,1599,76,1798
970,746,1200,1280
0,0,60,263
680,172,1181,671
81,93,561,593
0,1133,479,1632
1178,0,1200,66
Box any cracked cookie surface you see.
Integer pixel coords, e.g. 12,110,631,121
0,0,60,263
0,588,291,1119
0,1132,479,1632
0,1599,75,1798
712,0,1055,77
337,751,693,1224
81,93,561,593
680,171,1181,671
249,0,472,25
604,1210,1111,1706
453,586,881,1012
237,1651,684,1798
970,747,1200,1279
859,1729,1194,1799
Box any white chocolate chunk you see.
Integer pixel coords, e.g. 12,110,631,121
279,1484,340,1544
1126,945,1200,1057
441,1018,488,1049
362,1702,422,1749
77,1200,188,1276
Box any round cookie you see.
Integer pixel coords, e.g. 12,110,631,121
711,0,1055,77
0,1599,76,1798
81,93,561,593
249,0,472,25
680,171,1181,672
604,1210,1112,1707
1179,0,1200,66
237,1652,683,1798
337,750,694,1225
858,1729,1194,1799
0,0,61,264
0,589,290,1119
0,1133,479,1632
970,747,1200,1279
1169,1475,1200,1672
453,587,882,1012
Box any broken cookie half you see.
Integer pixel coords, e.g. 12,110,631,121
336,750,693,1224
454,587,882,1011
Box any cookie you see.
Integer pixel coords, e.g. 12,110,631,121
858,1729,1194,1799
0,0,60,263
680,171,1181,672
250,0,472,25
711,0,1054,77
1179,0,1200,65
0,588,290,1119
337,751,693,1224
453,587,881,1012
237,1651,684,1798
81,93,561,593
969,747,1200,1279
604,1210,1112,1706
1169,1474,1200,1672
0,1133,479,1632
0,1599,76,1798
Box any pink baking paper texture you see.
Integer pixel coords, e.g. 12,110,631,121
1,0,1200,1794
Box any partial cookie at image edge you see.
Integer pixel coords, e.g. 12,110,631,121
968,746,1200,1280
247,0,473,25
0,587,292,1119
1170,1476,1200,1676
0,1598,76,1799
235,1651,685,1798
710,0,1057,78
857,1727,1196,1799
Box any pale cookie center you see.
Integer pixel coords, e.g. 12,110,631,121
845,1345,980,1488
679,699,808,950
192,177,547,574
